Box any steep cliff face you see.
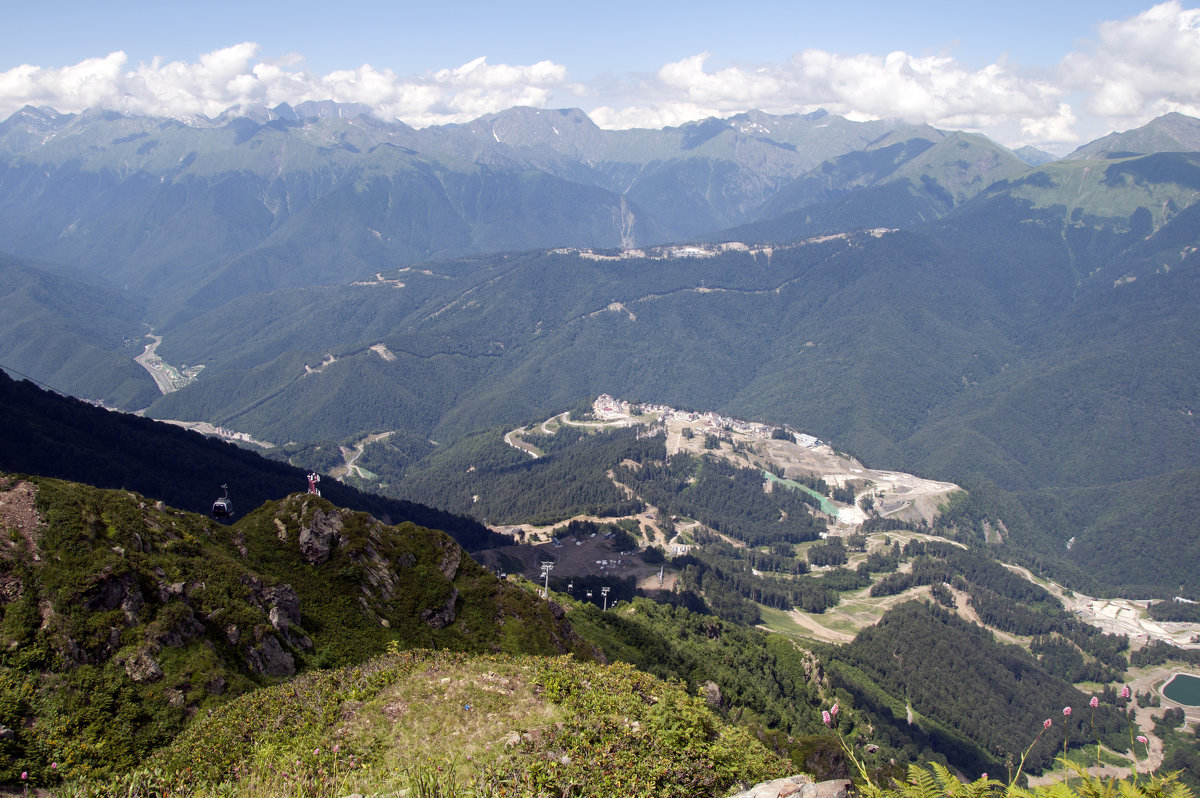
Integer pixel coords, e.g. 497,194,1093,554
0,474,592,781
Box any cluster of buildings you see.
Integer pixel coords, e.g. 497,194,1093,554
553,240,774,262
592,395,822,448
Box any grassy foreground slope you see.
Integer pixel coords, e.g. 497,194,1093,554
93,650,790,798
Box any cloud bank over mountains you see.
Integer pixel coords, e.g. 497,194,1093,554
2,2,1197,151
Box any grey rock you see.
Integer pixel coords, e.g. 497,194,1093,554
156,606,204,647
420,588,459,629
85,570,144,625
245,635,296,678
702,679,722,708
298,508,343,564
728,778,850,798
125,648,163,683
437,544,462,580
265,584,302,633
814,780,852,798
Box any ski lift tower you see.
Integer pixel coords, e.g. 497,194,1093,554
539,561,555,598
601,586,611,611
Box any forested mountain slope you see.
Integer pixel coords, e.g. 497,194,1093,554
0,370,502,551
0,253,155,407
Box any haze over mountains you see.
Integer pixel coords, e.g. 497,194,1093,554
2,103,1200,595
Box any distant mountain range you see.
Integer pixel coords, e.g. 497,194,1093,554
2,104,1200,594
0,104,1023,322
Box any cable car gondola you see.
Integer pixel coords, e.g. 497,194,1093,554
212,484,233,518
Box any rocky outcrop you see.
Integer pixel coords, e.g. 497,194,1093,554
729,776,850,798
235,576,312,653
152,605,205,648
265,584,312,650
437,543,462,580
244,634,295,678
124,647,164,683
84,568,145,626
297,507,346,564
702,679,722,708
420,588,459,629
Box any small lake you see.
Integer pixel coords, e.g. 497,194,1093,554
1162,673,1200,706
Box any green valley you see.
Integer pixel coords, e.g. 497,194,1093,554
3,102,1200,794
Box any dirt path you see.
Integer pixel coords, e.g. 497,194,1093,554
334,431,395,479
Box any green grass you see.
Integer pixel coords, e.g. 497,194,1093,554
757,605,811,639
1063,746,1131,769
54,650,791,797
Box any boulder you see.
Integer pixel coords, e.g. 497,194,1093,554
727,776,850,798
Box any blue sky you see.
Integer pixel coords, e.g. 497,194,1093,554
2,1,1198,151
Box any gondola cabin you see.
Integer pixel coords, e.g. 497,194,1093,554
212,484,233,518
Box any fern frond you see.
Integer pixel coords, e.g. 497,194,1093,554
897,763,942,798
930,762,963,797
1031,782,1078,798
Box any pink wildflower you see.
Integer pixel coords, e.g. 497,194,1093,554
822,710,832,725
1063,706,1072,717
1137,735,1148,744
1121,685,1131,699
332,745,339,753
1044,718,1052,729
50,763,57,770
831,702,839,716
313,748,320,756
1089,696,1099,708
20,772,26,780
981,773,988,780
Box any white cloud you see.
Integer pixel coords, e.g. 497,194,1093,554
591,49,1064,147
0,45,571,126
590,4,1200,150
0,52,129,113
1021,103,1079,144
1061,1,1200,125
1,4,1199,152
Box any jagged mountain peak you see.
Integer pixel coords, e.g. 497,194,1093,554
458,106,601,147
1014,144,1057,166
210,99,380,127
9,104,69,125
1067,111,1200,159
0,105,78,152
